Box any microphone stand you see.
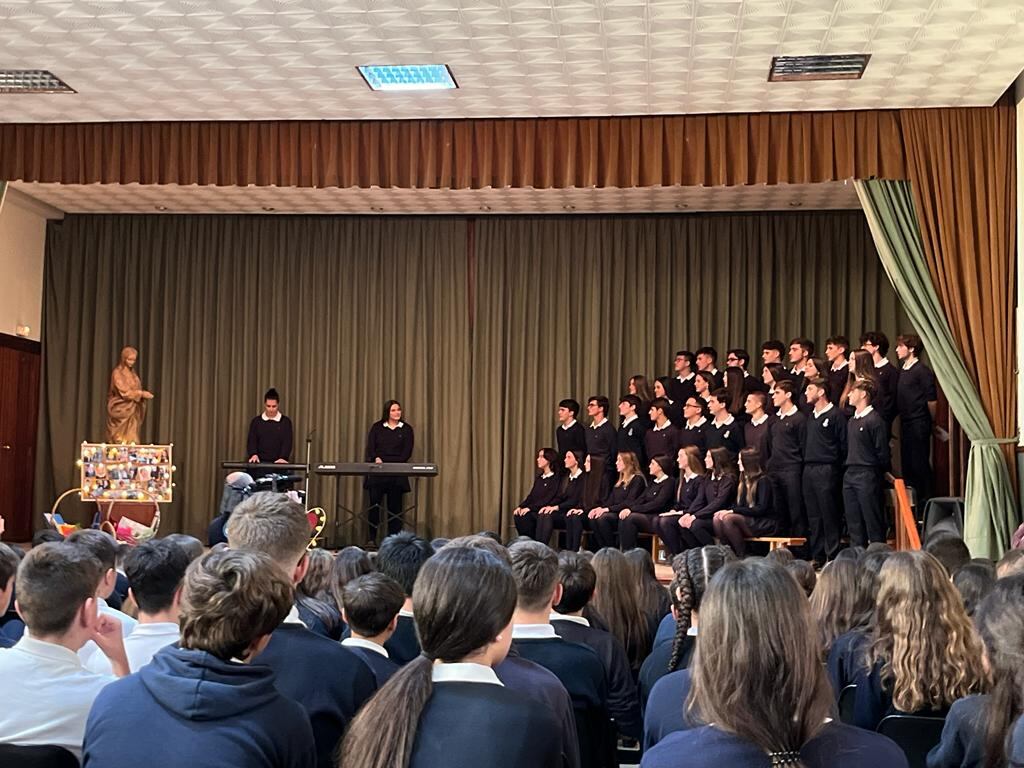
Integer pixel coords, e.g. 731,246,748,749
304,428,316,503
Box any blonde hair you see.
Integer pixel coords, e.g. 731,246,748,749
180,549,293,660
615,452,644,488
867,550,987,713
225,491,311,573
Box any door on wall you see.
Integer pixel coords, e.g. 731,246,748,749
0,335,40,542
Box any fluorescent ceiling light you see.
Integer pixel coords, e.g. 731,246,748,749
768,54,870,82
0,69,75,94
357,65,457,92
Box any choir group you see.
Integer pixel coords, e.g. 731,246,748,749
514,332,937,564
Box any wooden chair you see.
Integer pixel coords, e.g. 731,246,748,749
745,536,807,551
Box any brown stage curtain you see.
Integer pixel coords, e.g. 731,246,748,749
470,212,909,530
36,215,474,539
38,211,908,541
900,102,1018,483
0,110,906,188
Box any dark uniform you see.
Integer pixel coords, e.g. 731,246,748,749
802,403,847,563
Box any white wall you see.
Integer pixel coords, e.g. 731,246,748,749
0,187,61,342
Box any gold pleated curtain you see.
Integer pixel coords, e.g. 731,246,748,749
32,210,907,539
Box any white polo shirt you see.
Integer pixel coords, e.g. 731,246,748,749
0,636,116,759
86,621,179,674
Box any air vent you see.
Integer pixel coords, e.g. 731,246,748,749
357,65,457,92
768,54,870,82
0,70,75,94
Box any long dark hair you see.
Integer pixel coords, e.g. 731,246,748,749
380,399,403,423
979,575,1024,768
763,363,789,388
538,447,560,475
842,350,879,408
340,547,516,768
809,559,873,655
667,546,733,672
708,447,738,480
624,548,667,626
296,548,341,634
592,548,651,671
629,375,655,404
736,448,764,506
689,559,834,766
723,366,746,415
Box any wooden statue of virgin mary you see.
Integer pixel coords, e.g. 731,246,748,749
106,346,154,444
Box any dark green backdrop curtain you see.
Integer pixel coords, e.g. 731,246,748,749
38,211,907,540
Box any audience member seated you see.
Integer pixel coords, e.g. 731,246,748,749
625,548,671,632
951,561,995,620
787,560,817,597
709,448,775,557
642,559,908,768
87,538,192,674
851,550,986,731
0,543,21,649
641,546,732,712
996,548,1024,580
446,535,581,768
0,543,128,759
340,546,563,768
605,455,677,551
552,552,642,742
225,492,376,768
83,549,316,768
375,532,435,665
65,530,137,664
927,574,1024,768
340,572,404,686
592,548,653,674
328,545,374,637
675,449,739,551
508,541,611,768
925,535,972,578
809,559,873,696
162,533,205,561
296,548,344,640
207,471,254,546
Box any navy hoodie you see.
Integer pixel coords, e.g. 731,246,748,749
83,646,315,768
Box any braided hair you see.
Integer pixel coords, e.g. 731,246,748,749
667,545,734,672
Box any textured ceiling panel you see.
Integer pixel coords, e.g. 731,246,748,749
0,0,1022,122
9,180,861,214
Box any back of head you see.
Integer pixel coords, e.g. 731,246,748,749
809,559,872,654
974,575,1024,768
667,546,734,672
298,548,334,599
179,549,293,661
0,542,22,590
32,529,64,547
555,551,596,614
508,540,559,612
997,548,1024,580
342,573,406,637
377,532,435,597
124,539,191,615
330,546,374,609
65,528,118,572
16,543,103,637
341,546,516,768
952,562,996,619
624,547,662,616
592,548,650,669
925,534,972,577
870,550,985,712
162,533,205,562
765,547,795,567
690,559,833,761
786,560,817,598
444,535,511,566
224,491,311,574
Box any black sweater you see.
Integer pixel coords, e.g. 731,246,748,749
846,409,891,470
629,477,678,514
617,418,647,466
644,424,682,467
673,474,706,512
896,361,937,422
705,416,744,456
767,410,806,470
364,421,415,490
689,474,738,518
519,473,562,510
601,475,647,513
743,415,772,462
732,478,774,518
873,360,901,424
557,422,588,461
804,405,848,465
555,471,587,512
668,374,697,407
585,421,618,469
678,419,709,455
827,364,850,407
246,415,294,462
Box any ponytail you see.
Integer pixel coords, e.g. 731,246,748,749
667,556,695,673
340,655,434,768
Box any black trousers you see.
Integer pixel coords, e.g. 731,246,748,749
803,463,843,563
770,467,806,535
563,512,593,551
535,509,568,547
843,466,885,546
657,514,685,556
513,509,539,539
901,416,933,505
591,512,619,549
616,512,660,550
368,483,406,543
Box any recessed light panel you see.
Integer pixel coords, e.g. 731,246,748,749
0,70,75,94
357,65,457,92
768,55,870,82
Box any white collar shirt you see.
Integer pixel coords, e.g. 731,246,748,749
342,637,390,658
86,622,180,675
431,662,503,686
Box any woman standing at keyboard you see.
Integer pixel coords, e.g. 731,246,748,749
365,400,415,544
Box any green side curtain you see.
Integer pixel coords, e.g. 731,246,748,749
855,179,1017,558
38,211,908,540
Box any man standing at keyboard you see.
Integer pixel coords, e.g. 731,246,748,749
247,388,294,464
364,400,415,544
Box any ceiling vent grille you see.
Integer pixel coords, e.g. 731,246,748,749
769,54,870,82
0,70,75,94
